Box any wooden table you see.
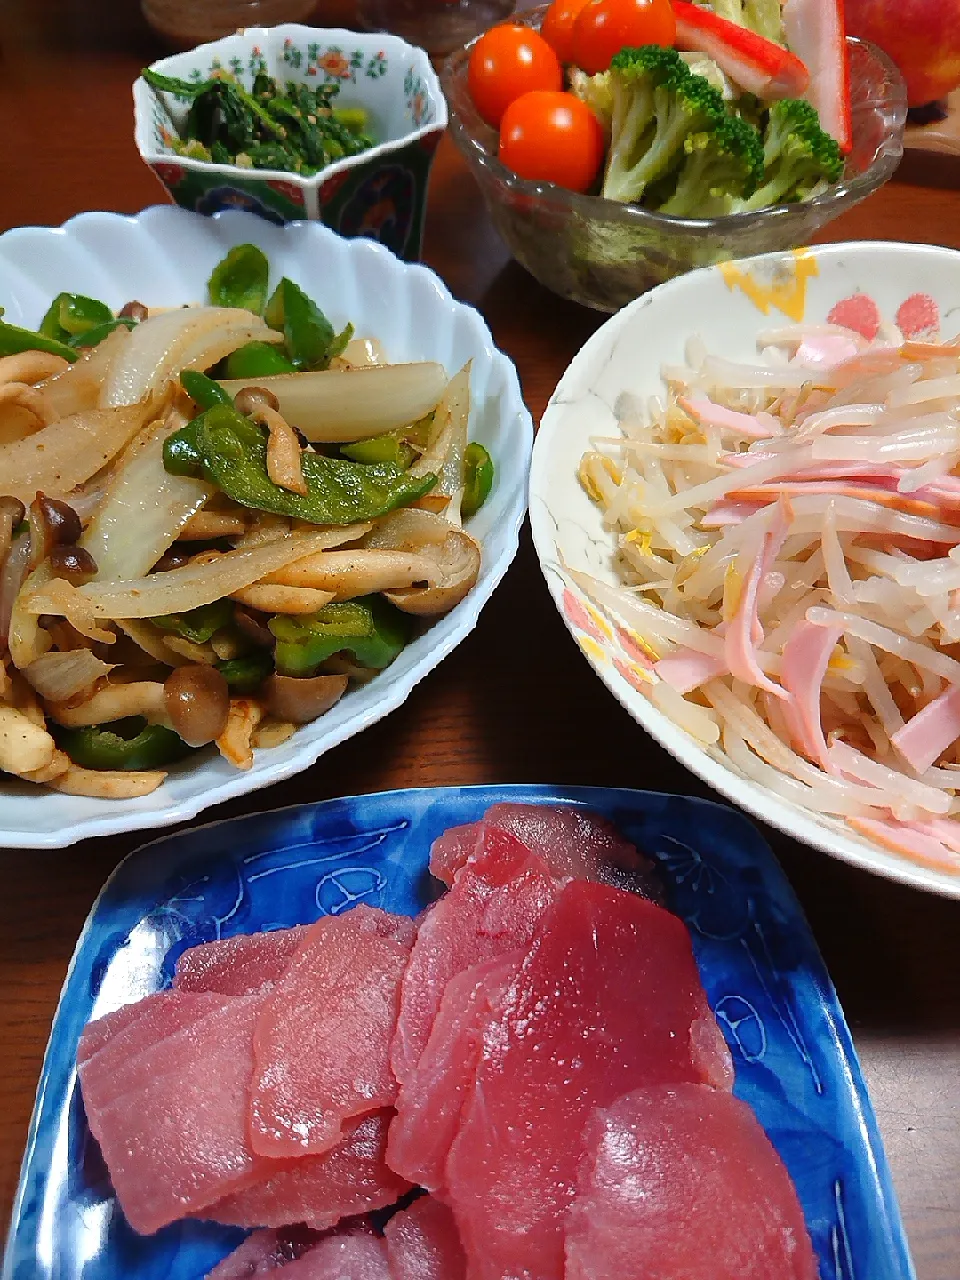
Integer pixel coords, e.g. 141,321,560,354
0,2,958,1276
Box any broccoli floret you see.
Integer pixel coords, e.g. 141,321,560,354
711,0,785,44
736,97,843,211
602,47,727,205
568,67,614,132
657,114,765,216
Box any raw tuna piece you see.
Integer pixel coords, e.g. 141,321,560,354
391,827,564,1086
565,1085,818,1279
442,881,733,1280
384,1197,467,1280
282,1229,392,1279
429,803,657,893
78,989,229,1115
200,1110,410,1230
250,906,416,1158
387,954,523,1190
207,1227,324,1277
82,991,269,1234
175,926,310,995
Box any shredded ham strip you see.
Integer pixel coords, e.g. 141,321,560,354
578,308,960,875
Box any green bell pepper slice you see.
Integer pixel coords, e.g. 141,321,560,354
0,318,77,362
223,340,297,379
39,292,114,343
181,369,234,411
68,317,137,349
55,718,194,770
340,432,416,469
265,276,353,371
153,598,234,644
207,243,270,315
462,442,494,518
270,596,411,677
216,650,275,692
165,405,437,525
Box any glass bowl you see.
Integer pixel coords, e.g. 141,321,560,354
442,10,908,312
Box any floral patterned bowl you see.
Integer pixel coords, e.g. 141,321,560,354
133,24,447,261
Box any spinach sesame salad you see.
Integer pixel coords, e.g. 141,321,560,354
142,67,378,175
0,243,493,799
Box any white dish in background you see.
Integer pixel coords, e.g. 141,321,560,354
0,206,532,848
530,241,960,899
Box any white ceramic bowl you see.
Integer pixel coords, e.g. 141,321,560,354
0,206,532,848
133,25,447,260
531,241,960,899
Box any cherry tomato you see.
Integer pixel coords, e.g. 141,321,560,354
540,0,594,65
468,23,564,128
498,90,605,193
572,0,677,75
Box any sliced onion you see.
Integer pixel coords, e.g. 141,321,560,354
0,532,29,643
0,400,159,505
336,336,385,368
22,529,358,624
36,327,130,420
82,415,212,581
102,307,282,407
23,649,115,702
8,563,54,667
218,362,448,443
409,364,470,524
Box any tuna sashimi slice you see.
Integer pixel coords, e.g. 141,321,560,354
391,827,564,1086
199,1111,410,1230
387,954,523,1191
78,990,229,1115
565,1085,818,1280
84,991,268,1235
206,1227,325,1277
384,1197,467,1280
443,881,733,1280
175,926,311,995
280,1229,392,1279
250,906,416,1158
429,803,657,893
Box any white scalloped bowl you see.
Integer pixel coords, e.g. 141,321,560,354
530,241,960,899
0,207,532,848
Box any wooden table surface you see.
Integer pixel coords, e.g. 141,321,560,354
1,2,958,1276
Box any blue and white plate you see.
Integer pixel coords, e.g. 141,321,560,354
4,785,914,1279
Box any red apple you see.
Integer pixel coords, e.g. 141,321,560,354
844,0,960,106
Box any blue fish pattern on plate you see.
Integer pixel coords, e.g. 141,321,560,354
3,785,914,1280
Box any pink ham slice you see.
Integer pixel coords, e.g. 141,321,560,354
384,1197,467,1280
428,803,656,892
206,1227,325,1277
387,954,523,1191
441,881,733,1280
390,827,564,1087
175,927,310,995
82,991,270,1234
565,1085,818,1280
199,1111,410,1231
78,990,231,1116
250,906,416,1159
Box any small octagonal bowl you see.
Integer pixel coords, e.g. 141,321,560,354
134,24,447,261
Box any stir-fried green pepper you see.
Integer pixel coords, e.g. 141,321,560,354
223,340,297,379
55,718,194,770
340,432,416,469
270,596,411,677
164,406,437,525
181,369,233,411
216,651,275,692
68,317,137,349
462,442,495,518
153,598,234,644
40,292,113,341
265,277,353,371
207,243,270,315
0,317,77,362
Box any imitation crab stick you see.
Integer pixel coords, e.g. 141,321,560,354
672,0,810,100
782,0,852,152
